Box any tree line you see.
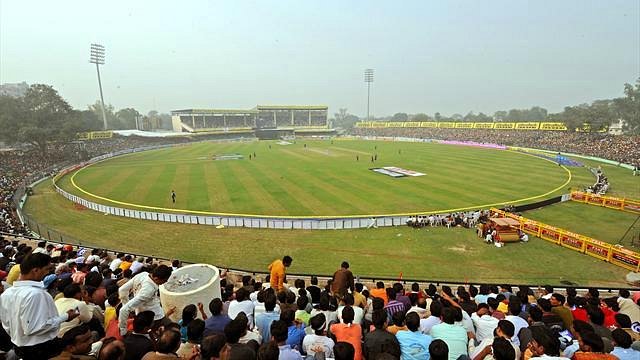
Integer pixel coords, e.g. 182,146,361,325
334,78,640,133
0,84,171,153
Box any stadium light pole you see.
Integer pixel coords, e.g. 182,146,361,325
89,43,108,130
364,68,374,121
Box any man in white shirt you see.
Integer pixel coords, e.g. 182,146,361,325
618,289,640,323
468,320,521,360
129,257,145,275
228,288,256,330
0,253,79,359
55,283,93,337
109,252,125,271
505,301,528,348
471,304,499,343
118,265,172,336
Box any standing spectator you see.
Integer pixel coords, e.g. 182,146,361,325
268,256,292,292
0,253,80,359
330,306,363,360
331,261,354,298
396,312,433,360
118,264,173,336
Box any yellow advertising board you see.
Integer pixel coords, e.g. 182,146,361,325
493,122,515,130
474,123,495,129
515,122,540,130
539,122,568,131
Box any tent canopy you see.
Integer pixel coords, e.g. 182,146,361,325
489,217,520,227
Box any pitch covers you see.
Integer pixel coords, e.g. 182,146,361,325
370,166,425,178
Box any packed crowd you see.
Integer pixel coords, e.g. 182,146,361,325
1,241,640,360
350,128,640,167
406,210,488,229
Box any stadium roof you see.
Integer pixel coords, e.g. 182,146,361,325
172,105,328,115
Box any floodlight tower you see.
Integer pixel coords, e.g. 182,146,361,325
364,68,374,121
89,44,108,130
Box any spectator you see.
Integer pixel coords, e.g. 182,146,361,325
396,311,432,360
200,334,227,360
123,311,155,360
142,328,183,359
364,310,401,359
472,303,499,343
330,306,363,360
270,320,303,360
50,324,94,360
526,326,563,359
430,339,450,360
431,307,469,360
255,291,280,344
370,281,389,305
268,256,292,292
337,293,364,325
204,298,232,337
302,313,335,358
618,290,640,323
611,328,640,360
177,319,205,358
55,283,94,337
333,341,356,360
0,253,80,359
421,300,443,335
469,320,520,360
118,264,173,336
306,276,322,305
280,309,305,351
573,330,617,360
228,288,256,329
331,261,354,298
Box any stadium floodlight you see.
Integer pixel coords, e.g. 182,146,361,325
89,43,108,130
364,69,374,121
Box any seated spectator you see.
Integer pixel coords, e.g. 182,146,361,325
200,334,227,360
281,309,305,351
472,303,499,343
50,324,95,360
526,326,563,359
310,293,338,331
611,328,640,360
430,339,450,360
333,341,356,360
55,283,94,337
421,300,443,335
236,312,262,344
179,303,207,343
387,311,408,335
338,293,364,325
396,311,432,360
228,288,255,329
256,291,281,344
124,311,155,360
302,313,335,358
370,282,389,305
177,319,205,358
294,295,311,326
469,320,520,360
142,328,182,359
364,310,401,359
97,337,126,360
270,320,303,359
572,330,617,360
330,306,362,360
431,307,469,360
204,298,231,337
491,337,517,360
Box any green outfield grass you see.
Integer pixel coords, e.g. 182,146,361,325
61,140,574,216
23,179,630,286
523,202,639,246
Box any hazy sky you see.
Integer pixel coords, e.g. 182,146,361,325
1,1,638,117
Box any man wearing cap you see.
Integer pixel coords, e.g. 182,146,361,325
0,253,80,359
